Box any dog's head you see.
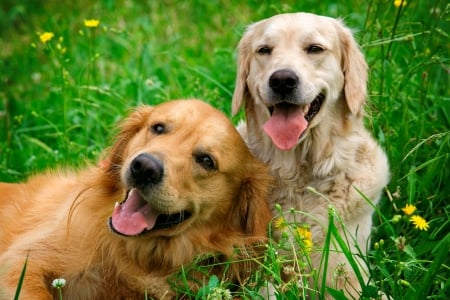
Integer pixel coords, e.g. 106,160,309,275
103,100,271,240
232,13,367,151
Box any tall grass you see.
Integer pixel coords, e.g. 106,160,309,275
1,0,448,299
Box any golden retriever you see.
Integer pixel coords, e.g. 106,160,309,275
232,13,389,298
0,99,272,299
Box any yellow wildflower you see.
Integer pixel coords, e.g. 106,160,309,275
296,226,313,252
302,238,313,252
401,204,416,216
39,32,54,44
394,0,407,7
84,19,100,28
274,217,287,230
296,227,312,241
410,215,430,231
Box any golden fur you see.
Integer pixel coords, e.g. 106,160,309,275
0,99,272,299
232,13,389,297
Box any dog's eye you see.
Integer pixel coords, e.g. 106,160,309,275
151,123,166,135
306,45,325,54
195,153,216,170
257,46,273,55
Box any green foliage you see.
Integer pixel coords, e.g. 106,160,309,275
1,0,448,299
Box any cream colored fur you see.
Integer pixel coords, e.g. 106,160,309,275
232,13,389,298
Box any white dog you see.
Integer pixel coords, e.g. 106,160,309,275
232,12,389,298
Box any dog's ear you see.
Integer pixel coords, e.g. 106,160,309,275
338,21,368,116
103,106,154,171
231,27,253,116
232,161,272,237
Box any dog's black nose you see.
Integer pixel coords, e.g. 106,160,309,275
269,69,299,95
130,153,163,186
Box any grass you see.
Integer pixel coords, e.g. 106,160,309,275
1,0,449,299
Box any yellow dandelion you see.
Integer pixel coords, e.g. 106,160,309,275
302,238,313,252
296,226,313,252
410,215,430,231
394,0,407,7
39,32,54,44
84,19,100,28
401,204,416,216
296,227,312,241
274,217,287,230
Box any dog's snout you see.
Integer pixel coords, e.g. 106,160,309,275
130,153,163,186
269,69,299,95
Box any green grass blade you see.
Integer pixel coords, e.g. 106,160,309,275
329,219,365,288
14,255,28,300
326,287,348,300
22,135,54,155
320,208,334,297
354,187,396,237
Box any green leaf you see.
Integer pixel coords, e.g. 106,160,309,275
403,244,416,260
326,287,348,300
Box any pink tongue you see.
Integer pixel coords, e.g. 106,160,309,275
111,189,158,236
263,105,308,151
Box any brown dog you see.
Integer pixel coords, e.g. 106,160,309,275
0,99,272,299
232,13,389,298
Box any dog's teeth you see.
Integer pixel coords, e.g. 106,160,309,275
303,104,310,114
115,202,120,208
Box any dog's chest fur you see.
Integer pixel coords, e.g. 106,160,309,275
244,124,388,230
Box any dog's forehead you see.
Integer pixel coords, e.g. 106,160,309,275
150,100,221,122
251,13,339,46
152,100,204,119
149,100,237,137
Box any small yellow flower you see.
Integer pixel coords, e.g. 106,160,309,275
410,215,430,231
401,204,416,216
394,0,407,7
296,226,313,252
302,238,313,252
296,227,312,241
274,217,287,230
84,19,100,28
39,32,54,44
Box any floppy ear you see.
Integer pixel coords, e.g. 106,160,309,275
233,162,272,238
338,21,368,116
103,106,154,173
231,28,253,116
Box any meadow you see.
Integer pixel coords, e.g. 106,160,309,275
0,0,449,299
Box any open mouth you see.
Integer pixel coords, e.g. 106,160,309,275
268,93,324,121
109,189,191,237
304,93,324,121
263,93,325,151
